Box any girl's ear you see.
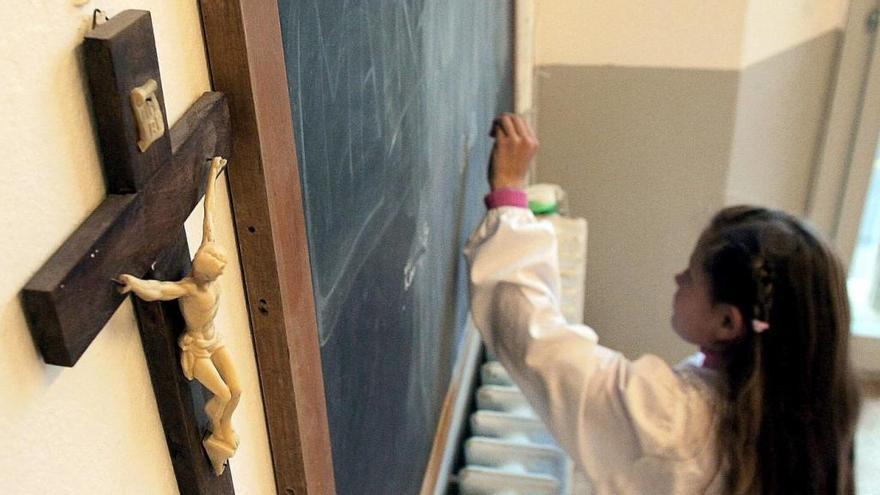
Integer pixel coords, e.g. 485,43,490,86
716,303,746,342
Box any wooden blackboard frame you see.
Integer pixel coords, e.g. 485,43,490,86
199,1,516,493
199,1,335,493
419,323,483,494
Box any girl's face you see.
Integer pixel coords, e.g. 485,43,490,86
671,254,728,349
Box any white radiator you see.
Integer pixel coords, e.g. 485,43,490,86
456,195,590,495
457,363,574,495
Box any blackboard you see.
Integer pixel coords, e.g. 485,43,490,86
277,1,512,493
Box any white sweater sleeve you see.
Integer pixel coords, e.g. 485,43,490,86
464,207,711,482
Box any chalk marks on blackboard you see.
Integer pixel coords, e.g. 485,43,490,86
278,1,513,492
315,197,393,346
402,1,417,62
404,220,429,291
286,0,429,298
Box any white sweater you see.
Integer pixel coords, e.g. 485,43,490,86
464,207,726,494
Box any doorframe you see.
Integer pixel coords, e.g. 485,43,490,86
807,0,880,372
199,1,336,493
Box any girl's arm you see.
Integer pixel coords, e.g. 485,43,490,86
467,115,712,483
464,207,709,480
465,207,711,488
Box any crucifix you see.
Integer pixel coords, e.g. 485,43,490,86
20,10,236,495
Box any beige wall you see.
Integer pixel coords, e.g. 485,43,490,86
536,67,739,362
0,2,275,493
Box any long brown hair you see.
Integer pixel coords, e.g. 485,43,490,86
696,206,861,494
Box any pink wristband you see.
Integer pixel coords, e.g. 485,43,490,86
484,188,528,209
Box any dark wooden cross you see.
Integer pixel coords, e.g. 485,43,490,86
20,11,235,495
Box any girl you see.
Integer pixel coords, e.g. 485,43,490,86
465,114,861,494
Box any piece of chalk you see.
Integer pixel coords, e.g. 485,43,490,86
490,118,508,138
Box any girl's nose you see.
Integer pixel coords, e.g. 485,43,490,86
674,271,685,286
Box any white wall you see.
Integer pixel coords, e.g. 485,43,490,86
535,0,748,69
515,0,536,115
741,0,850,66
724,0,851,213
533,1,747,363
535,0,850,69
724,30,842,214
532,0,851,363
0,2,275,493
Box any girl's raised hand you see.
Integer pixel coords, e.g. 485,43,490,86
489,113,539,190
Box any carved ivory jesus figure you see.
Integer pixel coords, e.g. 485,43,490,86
118,157,241,475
